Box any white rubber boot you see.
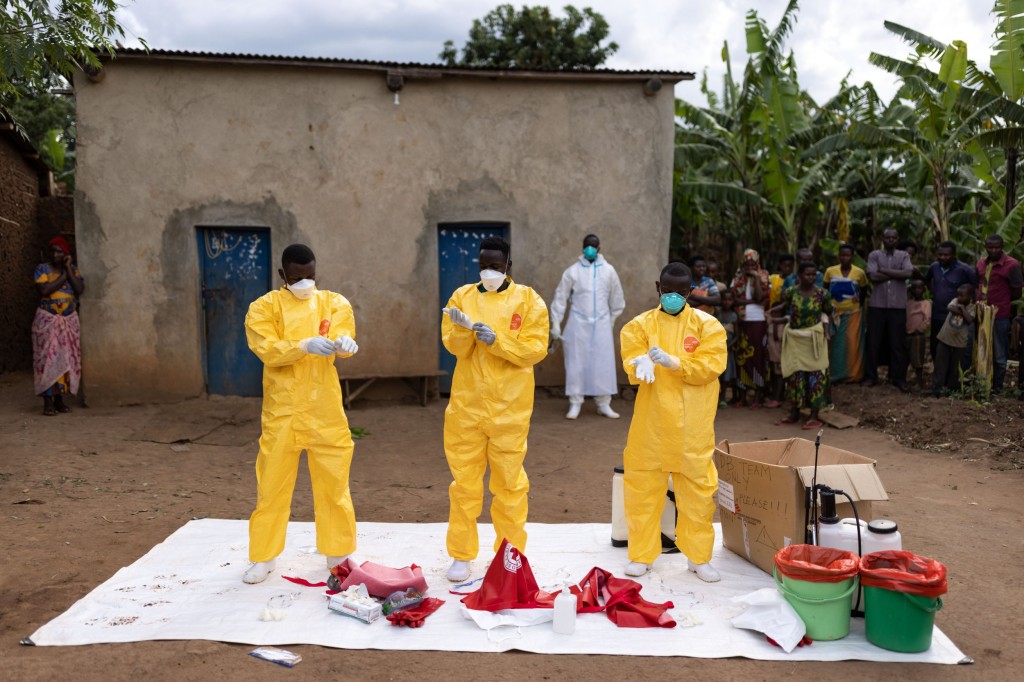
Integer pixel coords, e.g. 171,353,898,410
688,559,721,583
624,561,650,577
446,559,471,582
326,555,349,569
566,396,584,420
595,395,620,419
243,558,276,584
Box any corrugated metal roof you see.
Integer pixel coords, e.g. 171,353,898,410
105,47,694,81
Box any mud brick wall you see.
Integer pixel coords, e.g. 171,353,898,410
0,137,43,371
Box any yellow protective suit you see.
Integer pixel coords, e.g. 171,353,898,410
442,279,549,560
244,287,357,563
620,304,726,565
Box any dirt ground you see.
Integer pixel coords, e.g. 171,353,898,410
1,370,1021,681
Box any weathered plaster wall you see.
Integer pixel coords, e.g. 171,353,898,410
74,60,675,402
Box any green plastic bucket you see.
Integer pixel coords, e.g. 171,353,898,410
864,585,943,652
774,567,857,641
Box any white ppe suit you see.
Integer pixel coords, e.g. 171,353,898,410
620,304,727,565
550,254,625,401
244,287,358,563
441,279,549,560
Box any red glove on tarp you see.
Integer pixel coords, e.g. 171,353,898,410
387,598,445,627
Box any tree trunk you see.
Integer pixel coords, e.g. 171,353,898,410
932,174,950,242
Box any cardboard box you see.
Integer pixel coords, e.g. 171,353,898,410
713,438,888,575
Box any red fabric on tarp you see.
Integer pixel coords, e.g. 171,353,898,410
859,550,948,597
461,539,553,611
329,559,429,599
282,575,328,589
774,544,859,583
570,567,676,628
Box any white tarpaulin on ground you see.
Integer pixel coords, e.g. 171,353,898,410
28,520,967,663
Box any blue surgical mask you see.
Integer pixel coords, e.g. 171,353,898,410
583,246,598,262
660,292,686,314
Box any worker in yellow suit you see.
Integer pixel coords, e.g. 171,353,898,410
241,243,360,584
440,236,549,582
620,261,727,582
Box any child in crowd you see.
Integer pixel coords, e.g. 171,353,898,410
932,283,975,397
905,280,931,390
707,260,728,314
717,289,740,406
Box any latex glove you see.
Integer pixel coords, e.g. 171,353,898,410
472,322,496,345
550,325,561,341
442,307,473,329
649,346,681,371
299,336,336,356
334,335,358,355
629,354,656,384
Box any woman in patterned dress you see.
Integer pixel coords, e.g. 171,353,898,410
32,237,84,416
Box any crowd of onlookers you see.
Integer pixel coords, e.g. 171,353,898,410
688,232,1023,429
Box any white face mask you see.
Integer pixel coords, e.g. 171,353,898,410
479,269,506,292
287,278,316,299
479,254,510,292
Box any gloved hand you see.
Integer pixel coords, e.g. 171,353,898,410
629,354,656,384
649,346,681,371
299,336,336,356
550,325,561,341
442,307,474,329
472,322,496,345
334,335,358,355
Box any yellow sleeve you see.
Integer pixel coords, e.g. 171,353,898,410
441,288,476,360
245,295,305,368
329,293,357,358
487,289,550,368
619,314,649,385
676,316,728,386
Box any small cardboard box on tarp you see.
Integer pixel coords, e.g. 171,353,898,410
713,438,888,575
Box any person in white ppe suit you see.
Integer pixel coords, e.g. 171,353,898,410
549,234,626,419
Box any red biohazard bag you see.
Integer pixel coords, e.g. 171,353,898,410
461,539,553,611
859,551,948,597
774,544,859,583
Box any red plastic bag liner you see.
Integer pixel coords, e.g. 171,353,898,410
461,539,553,611
774,544,859,583
533,567,676,629
859,550,948,597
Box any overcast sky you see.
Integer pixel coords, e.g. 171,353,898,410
116,1,997,104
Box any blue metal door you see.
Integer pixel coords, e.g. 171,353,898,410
197,227,271,396
437,223,509,393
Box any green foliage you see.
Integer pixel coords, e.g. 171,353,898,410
673,1,1024,276
439,4,618,69
990,0,1024,102
6,81,76,185
349,427,371,440
0,0,142,101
